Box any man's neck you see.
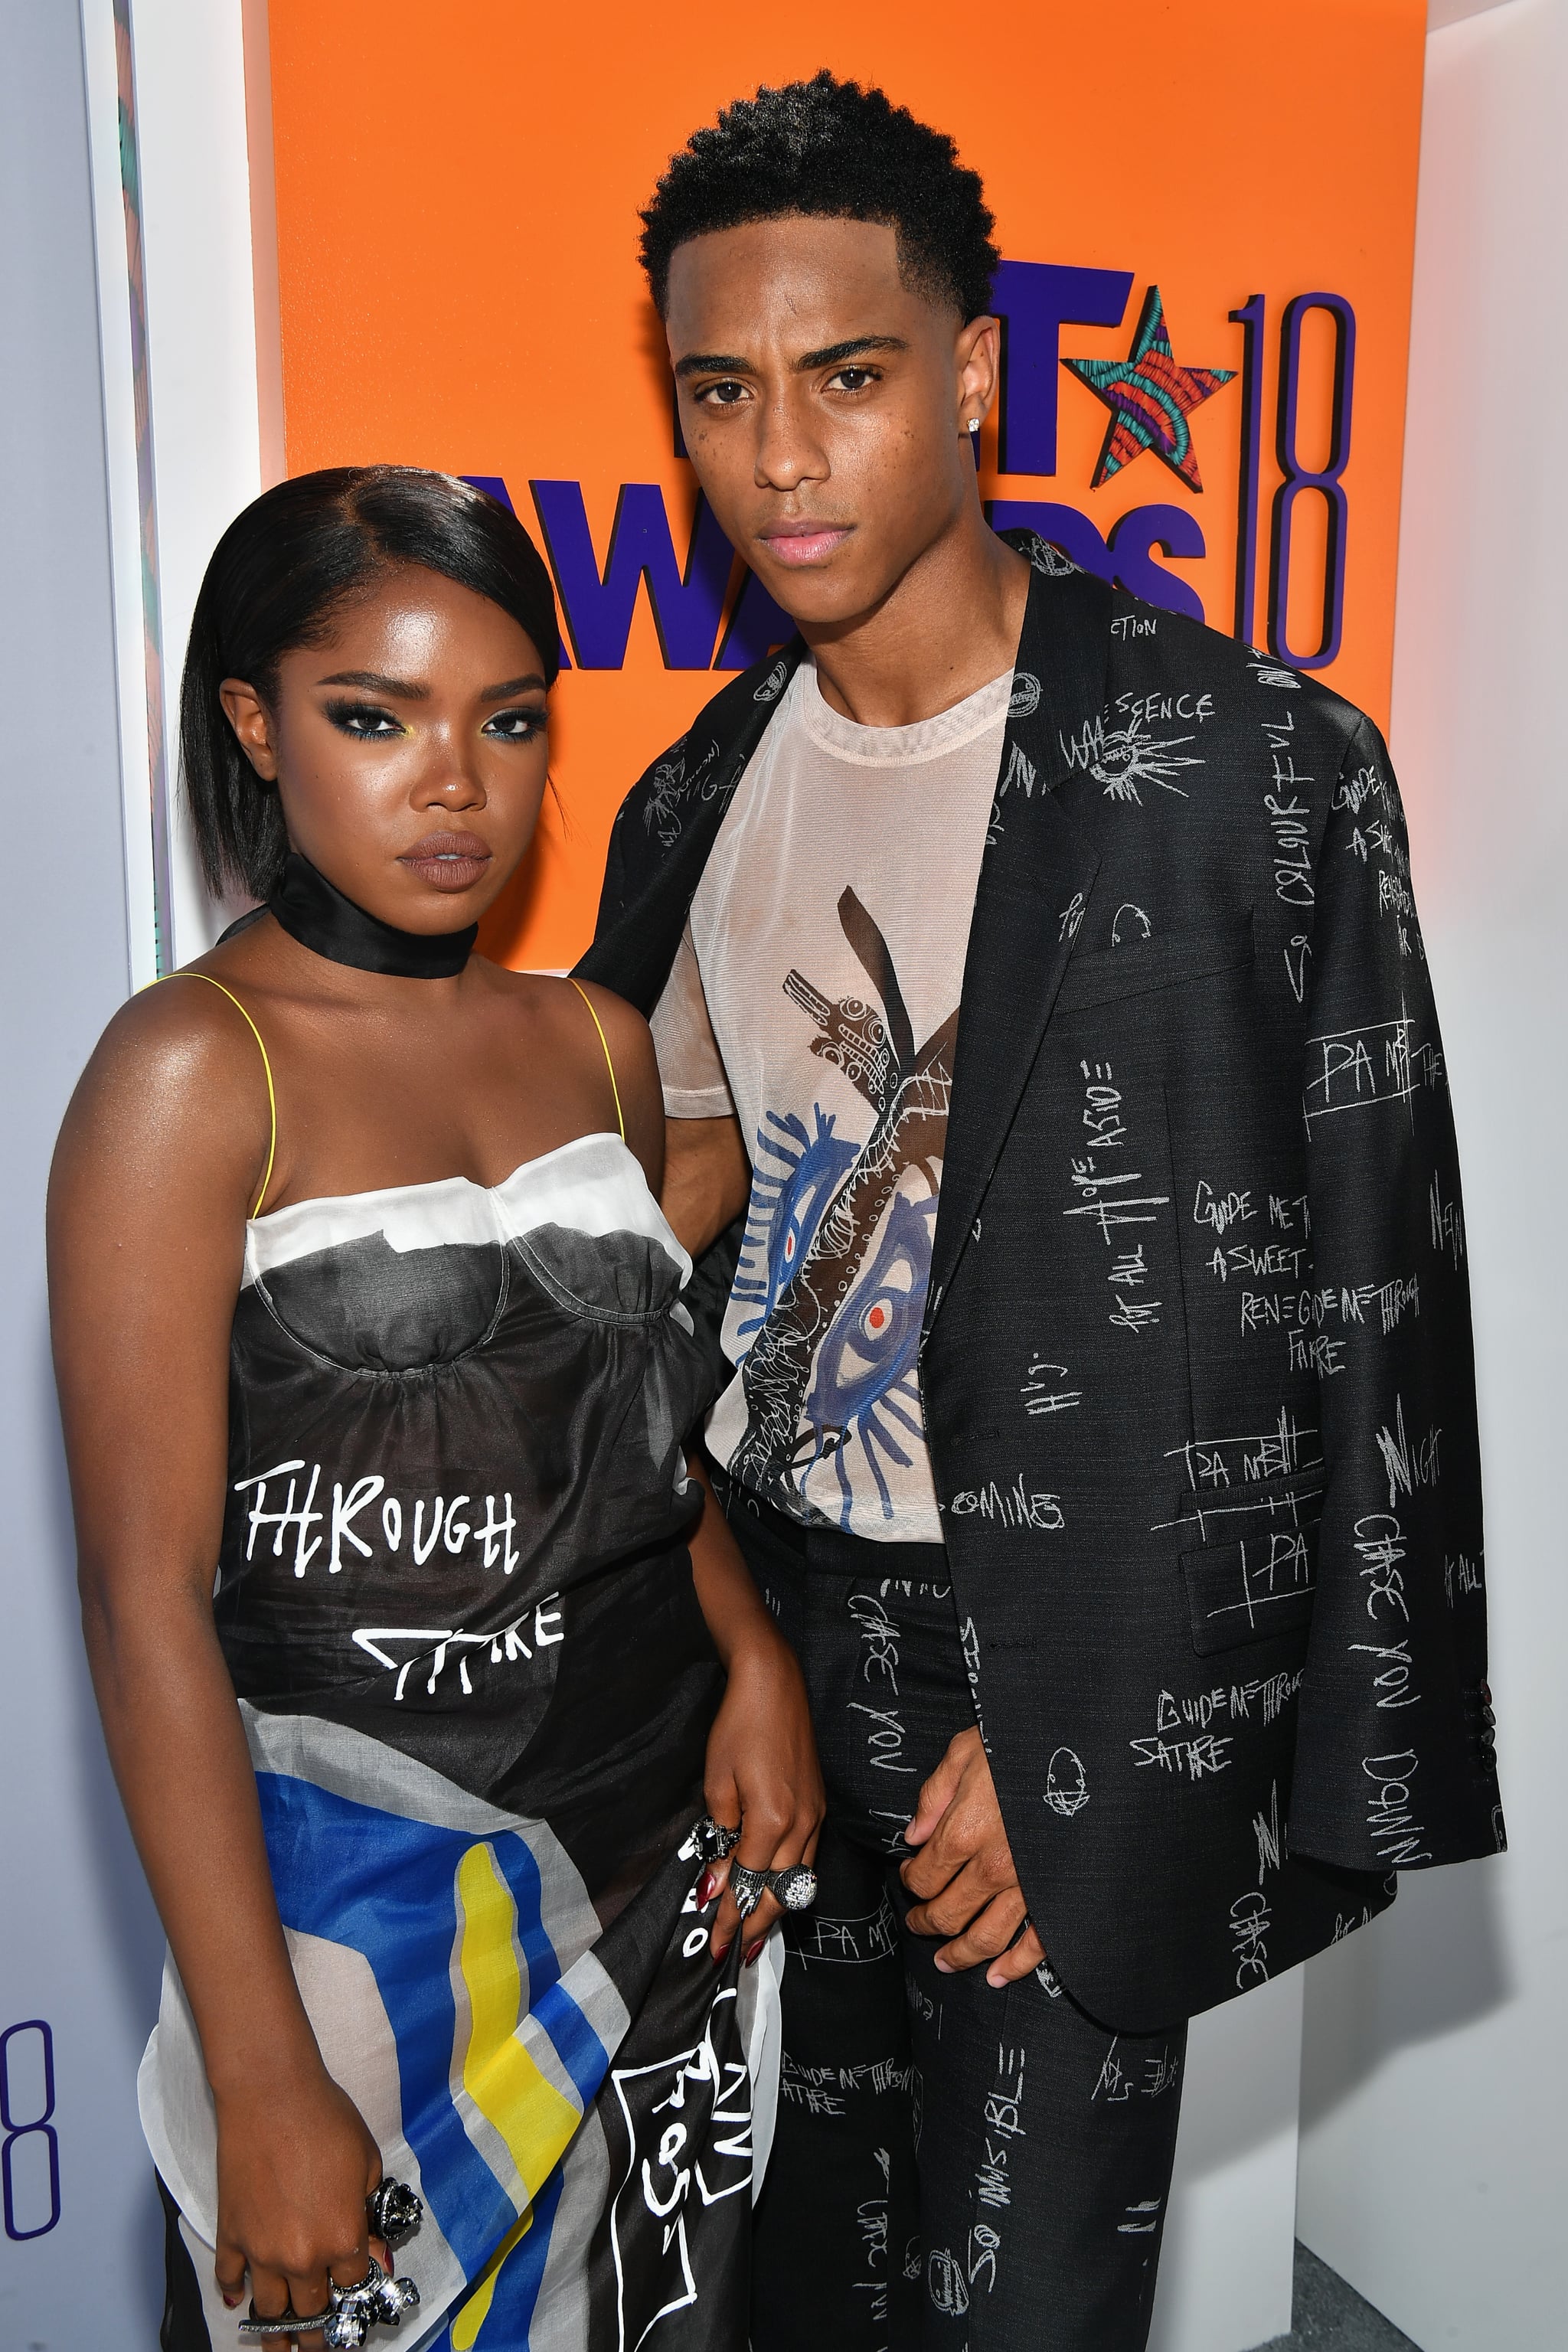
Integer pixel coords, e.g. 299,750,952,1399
801,505,1031,730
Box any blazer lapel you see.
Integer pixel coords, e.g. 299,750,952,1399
578,643,804,1012
927,556,1112,1325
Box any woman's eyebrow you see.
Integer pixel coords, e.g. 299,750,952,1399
314,669,547,700
316,668,430,698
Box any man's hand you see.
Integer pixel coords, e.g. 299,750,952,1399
900,1726,1047,1988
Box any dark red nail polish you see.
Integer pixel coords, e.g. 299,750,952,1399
697,1867,717,1907
712,1939,732,1965
221,2294,240,2308
743,1938,765,1967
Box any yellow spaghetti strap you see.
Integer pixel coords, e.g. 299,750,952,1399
567,977,626,1142
159,973,278,1218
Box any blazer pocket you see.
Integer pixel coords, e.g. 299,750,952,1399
1054,908,1255,1015
1181,1514,1317,1658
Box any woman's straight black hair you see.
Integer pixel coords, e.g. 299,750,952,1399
180,466,560,903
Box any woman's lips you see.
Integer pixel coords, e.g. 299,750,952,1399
760,524,853,567
398,831,492,893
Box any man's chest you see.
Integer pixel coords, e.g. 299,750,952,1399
688,740,998,1141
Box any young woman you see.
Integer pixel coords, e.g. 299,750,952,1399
48,468,822,2350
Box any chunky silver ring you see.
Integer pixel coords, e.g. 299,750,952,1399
772,1864,818,1913
727,1862,818,1916
239,2253,420,2344
728,1862,771,1916
367,2178,423,2250
694,1814,742,1863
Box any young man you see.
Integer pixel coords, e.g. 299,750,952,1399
580,72,1502,2351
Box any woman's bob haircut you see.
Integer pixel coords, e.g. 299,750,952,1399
180,466,560,903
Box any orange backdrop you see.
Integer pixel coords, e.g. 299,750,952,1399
265,0,1426,969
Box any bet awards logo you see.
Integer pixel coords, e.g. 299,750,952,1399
469,260,1354,677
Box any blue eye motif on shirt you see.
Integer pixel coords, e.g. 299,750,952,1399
800,1187,936,1524
732,1106,858,1341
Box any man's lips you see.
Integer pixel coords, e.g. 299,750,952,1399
397,831,492,893
758,521,854,567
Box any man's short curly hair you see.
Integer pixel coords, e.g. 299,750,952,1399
639,72,999,323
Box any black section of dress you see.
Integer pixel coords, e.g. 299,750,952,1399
216,1171,724,1894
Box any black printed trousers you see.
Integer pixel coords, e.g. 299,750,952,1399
726,1491,1187,2352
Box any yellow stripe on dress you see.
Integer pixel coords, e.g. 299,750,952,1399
454,1840,582,2199
450,2207,533,2349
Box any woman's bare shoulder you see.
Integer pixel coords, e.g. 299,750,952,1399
81,963,272,1092
474,959,653,1058
52,965,276,1210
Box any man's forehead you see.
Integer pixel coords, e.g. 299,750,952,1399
665,215,912,337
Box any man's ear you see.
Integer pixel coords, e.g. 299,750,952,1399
955,314,1001,432
217,678,279,781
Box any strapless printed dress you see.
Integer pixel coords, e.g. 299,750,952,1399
139,1132,778,2350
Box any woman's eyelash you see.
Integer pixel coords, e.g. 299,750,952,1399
323,700,402,738
485,708,547,741
320,701,545,742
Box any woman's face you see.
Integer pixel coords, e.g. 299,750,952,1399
220,564,550,929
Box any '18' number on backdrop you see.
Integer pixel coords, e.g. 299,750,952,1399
2,2020,60,2240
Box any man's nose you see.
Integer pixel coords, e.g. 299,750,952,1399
754,389,828,493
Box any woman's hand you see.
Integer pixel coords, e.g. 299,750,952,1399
681,1453,825,1962
213,2063,385,2343
700,1625,826,1962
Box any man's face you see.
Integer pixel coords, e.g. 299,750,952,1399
665,216,995,629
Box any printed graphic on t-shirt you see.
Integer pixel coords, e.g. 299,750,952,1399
728,886,957,1528
650,656,1009,1542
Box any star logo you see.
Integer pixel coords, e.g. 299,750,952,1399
1064,286,1236,492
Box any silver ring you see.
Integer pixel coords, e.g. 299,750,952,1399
367,2177,423,2250
728,1862,770,1916
727,1862,818,1916
694,1814,741,1863
772,1864,818,1912
239,2254,420,2343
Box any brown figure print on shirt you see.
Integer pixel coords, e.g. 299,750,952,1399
730,887,959,1524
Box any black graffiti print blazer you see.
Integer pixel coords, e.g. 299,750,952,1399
580,537,1504,2031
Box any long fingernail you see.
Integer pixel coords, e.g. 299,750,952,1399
697,1867,717,1907
712,1940,731,1965
743,1938,765,1967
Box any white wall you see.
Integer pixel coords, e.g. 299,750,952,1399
0,11,166,2343
1295,4,1568,2344
93,0,272,966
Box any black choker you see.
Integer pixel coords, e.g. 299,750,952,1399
266,851,477,978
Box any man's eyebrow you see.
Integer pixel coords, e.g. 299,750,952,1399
316,669,430,699
673,334,910,381
673,351,752,379
793,335,910,371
